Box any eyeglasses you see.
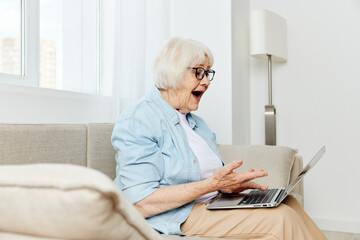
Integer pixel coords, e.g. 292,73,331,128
187,67,215,81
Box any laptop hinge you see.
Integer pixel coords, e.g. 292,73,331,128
275,189,286,203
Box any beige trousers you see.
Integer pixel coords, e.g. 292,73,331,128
181,195,327,240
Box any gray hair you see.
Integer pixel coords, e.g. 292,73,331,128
153,37,214,89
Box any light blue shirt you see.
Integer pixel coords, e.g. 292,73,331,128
111,86,223,235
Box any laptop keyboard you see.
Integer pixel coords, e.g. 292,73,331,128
238,189,278,205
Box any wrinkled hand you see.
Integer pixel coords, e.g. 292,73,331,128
210,159,268,194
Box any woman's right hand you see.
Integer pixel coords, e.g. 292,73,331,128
208,159,268,194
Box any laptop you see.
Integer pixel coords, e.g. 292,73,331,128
207,146,326,210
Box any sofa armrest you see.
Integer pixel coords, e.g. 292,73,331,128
217,145,304,206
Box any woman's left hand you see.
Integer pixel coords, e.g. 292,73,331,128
220,168,268,194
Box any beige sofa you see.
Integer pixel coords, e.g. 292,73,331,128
0,123,303,240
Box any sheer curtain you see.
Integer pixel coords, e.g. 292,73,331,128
113,0,170,116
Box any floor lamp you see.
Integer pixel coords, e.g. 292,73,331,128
250,9,287,145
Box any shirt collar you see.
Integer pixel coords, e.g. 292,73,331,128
150,86,179,126
186,113,197,130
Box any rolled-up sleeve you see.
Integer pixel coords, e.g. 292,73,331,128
111,118,164,204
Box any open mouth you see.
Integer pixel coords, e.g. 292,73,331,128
192,91,203,101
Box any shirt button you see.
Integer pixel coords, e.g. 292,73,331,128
193,159,196,164
176,220,179,223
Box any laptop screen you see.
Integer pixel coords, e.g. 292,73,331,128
286,146,326,194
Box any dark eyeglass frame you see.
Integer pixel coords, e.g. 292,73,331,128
187,67,215,81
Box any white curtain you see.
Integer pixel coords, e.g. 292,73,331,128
113,0,170,115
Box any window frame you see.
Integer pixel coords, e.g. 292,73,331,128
0,0,38,87
0,0,107,96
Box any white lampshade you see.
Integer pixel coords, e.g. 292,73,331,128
250,9,287,62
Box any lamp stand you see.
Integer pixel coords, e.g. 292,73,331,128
265,54,276,145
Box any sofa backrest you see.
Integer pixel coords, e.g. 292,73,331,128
0,123,116,179
0,124,87,166
87,123,116,179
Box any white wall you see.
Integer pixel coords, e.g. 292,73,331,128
0,83,117,123
231,0,250,145
250,0,360,233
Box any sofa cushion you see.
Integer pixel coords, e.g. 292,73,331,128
0,164,160,240
218,145,297,188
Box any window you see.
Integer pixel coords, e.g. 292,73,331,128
0,0,111,96
0,0,22,76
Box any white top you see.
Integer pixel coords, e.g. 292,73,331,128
177,111,223,202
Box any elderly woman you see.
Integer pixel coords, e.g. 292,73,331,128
111,37,326,239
